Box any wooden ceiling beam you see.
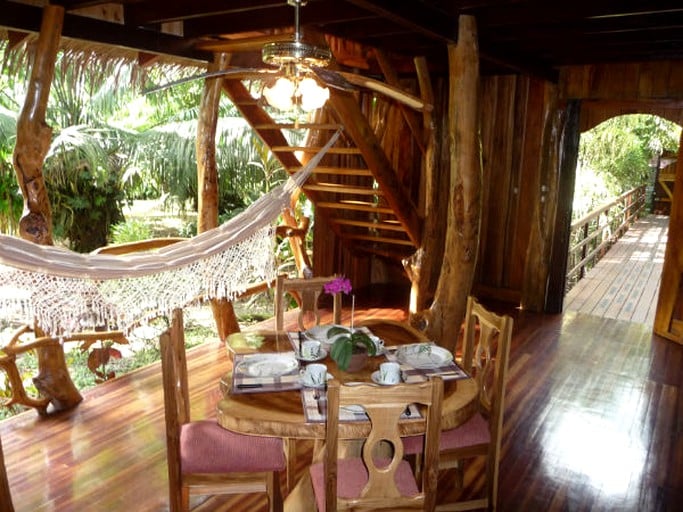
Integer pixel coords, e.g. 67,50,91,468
469,0,683,27
182,2,370,39
124,0,282,26
344,0,457,43
0,2,210,63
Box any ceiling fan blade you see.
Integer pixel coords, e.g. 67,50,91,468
310,67,356,92
336,71,432,113
145,68,279,94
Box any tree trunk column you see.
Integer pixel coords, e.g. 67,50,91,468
12,5,83,413
428,15,482,353
196,53,241,340
13,5,64,245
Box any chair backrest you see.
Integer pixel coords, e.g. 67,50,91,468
461,295,512,490
159,308,190,512
274,274,342,331
324,378,444,512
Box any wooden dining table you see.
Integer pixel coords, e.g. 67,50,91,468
215,319,479,511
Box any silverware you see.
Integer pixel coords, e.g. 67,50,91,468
236,383,263,389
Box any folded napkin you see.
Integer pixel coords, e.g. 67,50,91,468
231,352,302,394
384,346,470,383
301,388,420,423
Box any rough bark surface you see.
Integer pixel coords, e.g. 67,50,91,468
426,16,482,352
196,53,241,339
11,6,84,412
12,6,64,245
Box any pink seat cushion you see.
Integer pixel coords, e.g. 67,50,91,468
309,458,419,512
180,420,286,474
402,412,491,455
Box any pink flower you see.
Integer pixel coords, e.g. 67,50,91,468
324,276,352,295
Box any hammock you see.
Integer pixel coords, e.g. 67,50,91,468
0,130,341,335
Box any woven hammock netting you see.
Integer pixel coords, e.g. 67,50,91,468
0,131,341,336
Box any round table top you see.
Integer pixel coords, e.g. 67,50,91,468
215,320,479,440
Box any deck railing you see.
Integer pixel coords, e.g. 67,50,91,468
566,185,647,292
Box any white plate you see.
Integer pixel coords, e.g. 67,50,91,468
395,344,453,369
296,348,328,362
371,370,401,386
235,354,299,378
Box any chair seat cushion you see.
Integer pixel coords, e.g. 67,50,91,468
180,420,286,474
402,412,491,455
309,458,419,512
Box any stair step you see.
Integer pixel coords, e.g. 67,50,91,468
315,201,395,214
332,218,406,231
340,232,415,246
312,167,371,176
253,123,343,130
303,183,383,196
272,146,362,155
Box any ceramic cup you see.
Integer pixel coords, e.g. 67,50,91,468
301,340,321,360
301,363,327,387
379,362,401,384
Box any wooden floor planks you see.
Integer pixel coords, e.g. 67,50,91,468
1,288,682,511
564,214,668,326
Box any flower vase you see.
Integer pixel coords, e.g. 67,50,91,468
346,345,368,372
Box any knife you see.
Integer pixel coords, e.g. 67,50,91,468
236,383,263,389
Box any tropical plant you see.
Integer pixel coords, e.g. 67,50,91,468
323,276,377,370
574,114,681,220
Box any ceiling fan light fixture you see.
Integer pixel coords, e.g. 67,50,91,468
263,77,296,111
262,40,332,69
298,76,329,111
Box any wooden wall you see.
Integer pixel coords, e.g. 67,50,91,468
313,60,683,312
474,75,553,304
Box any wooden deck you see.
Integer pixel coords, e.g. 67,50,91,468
564,214,668,325
1,292,682,510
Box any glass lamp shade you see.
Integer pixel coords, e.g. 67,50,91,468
263,77,296,111
298,77,329,111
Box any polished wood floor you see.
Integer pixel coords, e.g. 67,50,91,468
564,214,668,326
1,290,682,511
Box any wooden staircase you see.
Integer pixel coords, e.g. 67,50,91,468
221,78,422,261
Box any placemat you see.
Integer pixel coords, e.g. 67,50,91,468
384,345,470,383
301,387,421,423
231,351,302,394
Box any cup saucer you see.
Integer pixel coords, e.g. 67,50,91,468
296,348,328,363
371,370,401,386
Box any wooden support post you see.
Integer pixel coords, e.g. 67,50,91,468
654,129,683,343
12,5,63,246
11,5,83,413
426,15,481,352
520,84,564,312
196,53,241,340
406,57,444,320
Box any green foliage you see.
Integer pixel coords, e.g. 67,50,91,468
110,218,153,244
579,115,680,192
575,114,681,219
327,326,377,371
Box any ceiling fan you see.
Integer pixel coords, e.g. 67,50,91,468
145,0,431,113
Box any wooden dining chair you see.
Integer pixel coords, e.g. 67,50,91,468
159,308,286,512
404,295,513,511
310,378,444,512
274,274,342,331
0,431,14,512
